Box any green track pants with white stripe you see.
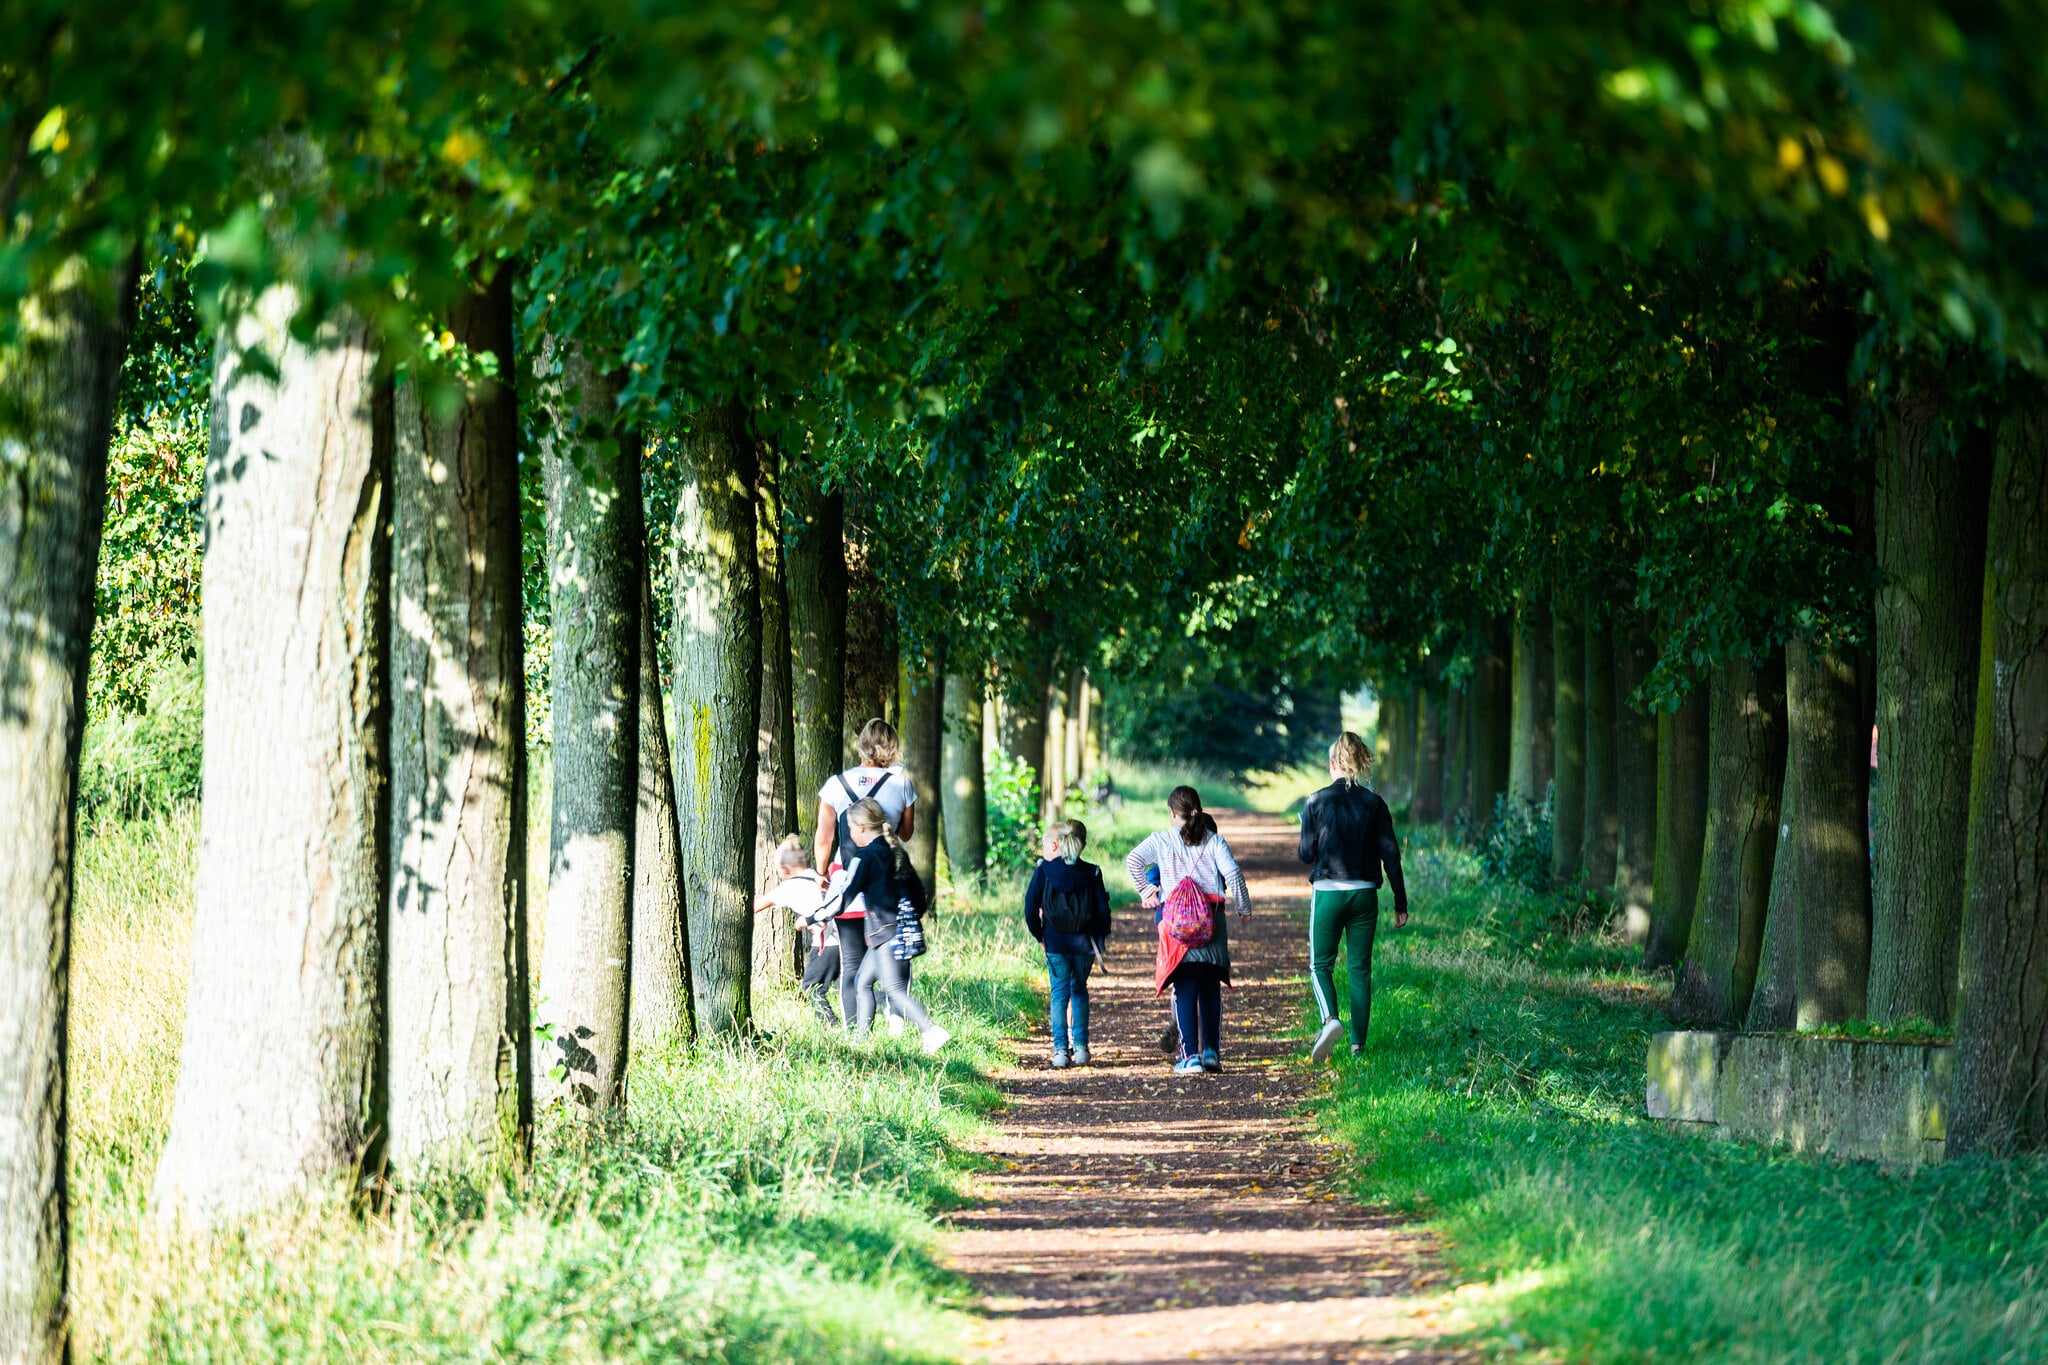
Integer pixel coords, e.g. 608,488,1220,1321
1308,886,1379,1048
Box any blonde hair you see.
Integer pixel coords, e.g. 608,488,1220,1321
1053,819,1088,865
775,833,809,870
855,718,901,767
1330,731,1373,784
847,797,900,848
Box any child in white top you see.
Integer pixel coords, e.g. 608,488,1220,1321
754,835,840,1025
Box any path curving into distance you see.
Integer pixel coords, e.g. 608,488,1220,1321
946,812,1471,1364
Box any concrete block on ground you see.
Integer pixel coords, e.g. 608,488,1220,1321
1645,1030,1731,1122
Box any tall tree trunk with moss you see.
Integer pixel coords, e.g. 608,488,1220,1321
751,443,799,994
387,273,529,1179
0,255,134,1360
1551,596,1587,885
1470,616,1514,823
901,640,946,896
1613,617,1660,943
841,529,895,752
536,346,638,1112
1645,676,1709,971
1868,394,1992,1025
1672,655,1786,1026
1442,680,1470,826
674,404,761,1040
631,567,692,1053
1413,686,1445,823
784,473,845,845
154,286,390,1222
942,673,987,879
1952,404,2048,1153
1784,638,1876,1028
1510,596,1553,803
1747,761,1801,1030
1582,609,1619,889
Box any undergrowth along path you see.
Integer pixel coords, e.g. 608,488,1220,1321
946,813,1469,1365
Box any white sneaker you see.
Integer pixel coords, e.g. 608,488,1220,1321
887,1013,907,1038
1310,1017,1345,1064
920,1025,951,1056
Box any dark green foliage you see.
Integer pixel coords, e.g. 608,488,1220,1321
1480,793,1554,895
1104,640,1341,777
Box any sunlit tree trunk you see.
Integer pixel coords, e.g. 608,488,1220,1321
1747,759,1800,1031
0,255,134,1361
1952,403,2048,1153
784,471,845,844
901,640,946,894
154,285,389,1222
1550,595,1586,884
1868,391,1991,1025
1469,616,1513,823
1645,673,1708,971
1612,618,1659,944
942,673,988,878
1582,608,1619,890
387,272,528,1179
630,567,692,1053
537,344,638,1112
1065,665,1085,791
1041,666,1068,820
1672,654,1786,1026
751,442,798,996
674,403,760,1040
1787,638,1875,1028
1412,686,1445,823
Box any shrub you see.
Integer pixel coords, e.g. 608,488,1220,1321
1479,788,1552,892
984,748,1041,873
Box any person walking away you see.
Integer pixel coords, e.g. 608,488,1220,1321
753,835,840,1026
1025,819,1112,1068
1125,787,1251,1075
815,718,918,1031
1299,731,1409,1064
833,798,950,1054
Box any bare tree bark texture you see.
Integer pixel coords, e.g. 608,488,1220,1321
386,272,529,1183
1788,638,1875,1029
1952,403,2048,1153
673,404,761,1040
1869,391,1992,1025
751,442,799,996
1550,596,1587,885
901,641,946,897
1747,761,1800,1031
1441,681,1469,827
1042,668,1068,820
1645,678,1709,972
537,345,639,1113
0,255,135,1363
841,531,894,755
1672,655,1786,1027
1065,666,1085,794
1612,619,1659,945
1469,616,1513,820
631,566,693,1053
1510,596,1552,804
942,673,988,878
154,286,390,1224
1412,686,1445,824
783,474,845,845
1582,609,1619,889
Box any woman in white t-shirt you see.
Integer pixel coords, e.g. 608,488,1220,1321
753,835,840,1026
813,717,918,1030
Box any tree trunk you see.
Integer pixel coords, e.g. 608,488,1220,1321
1671,655,1786,1026
1002,634,1050,800
673,404,761,1040
1510,596,1548,803
900,638,946,897
1869,393,1992,1025
631,566,692,1053
1747,758,1800,1031
942,673,988,879
0,255,134,1360
1551,596,1587,885
1065,666,1085,792
1074,669,1095,785
1412,686,1445,823
1582,608,1619,889
841,533,894,753
1613,617,1659,943
784,473,845,846
1644,677,1709,971
1787,638,1875,1028
537,344,638,1113
1376,690,1405,800
751,442,798,997
387,272,528,1179
1951,402,2048,1153
1534,608,1556,795
1470,616,1513,824
154,286,389,1222
1441,680,1470,826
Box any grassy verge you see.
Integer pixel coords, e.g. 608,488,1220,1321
1316,829,2048,1363
71,804,1041,1363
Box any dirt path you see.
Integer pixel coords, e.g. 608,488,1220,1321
945,813,1469,1364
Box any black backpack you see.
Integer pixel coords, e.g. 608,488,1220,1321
832,770,900,866
1043,876,1095,936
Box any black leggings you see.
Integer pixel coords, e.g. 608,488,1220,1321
802,943,841,1024
855,944,933,1035
1170,963,1224,1059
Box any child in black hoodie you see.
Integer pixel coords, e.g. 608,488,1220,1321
1024,819,1112,1068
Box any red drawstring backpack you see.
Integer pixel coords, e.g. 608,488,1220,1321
1160,875,1216,947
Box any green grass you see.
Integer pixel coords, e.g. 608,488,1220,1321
71,803,1043,1364
1316,829,2048,1363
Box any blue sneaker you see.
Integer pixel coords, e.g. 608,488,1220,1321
1200,1049,1221,1073
1172,1056,1204,1075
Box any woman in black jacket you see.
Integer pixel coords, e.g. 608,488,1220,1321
1297,731,1408,1064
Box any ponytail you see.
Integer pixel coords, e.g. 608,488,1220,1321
1167,785,1216,847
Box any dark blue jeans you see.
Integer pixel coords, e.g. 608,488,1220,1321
1170,963,1223,1059
1047,952,1093,1050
